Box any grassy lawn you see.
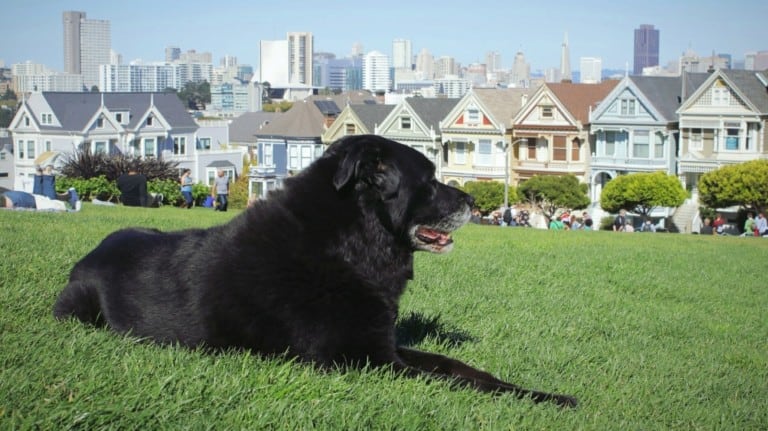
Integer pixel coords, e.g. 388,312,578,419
1,204,766,430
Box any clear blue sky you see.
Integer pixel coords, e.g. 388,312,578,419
4,0,767,73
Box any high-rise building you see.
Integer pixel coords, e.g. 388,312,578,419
511,51,531,88
288,32,313,85
362,50,390,92
633,24,659,75
259,40,289,85
62,11,111,90
486,51,502,72
392,39,412,70
579,57,602,83
165,46,181,63
560,32,572,82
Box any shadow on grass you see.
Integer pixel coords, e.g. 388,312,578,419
395,311,475,348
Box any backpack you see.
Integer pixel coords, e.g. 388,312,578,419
503,208,512,224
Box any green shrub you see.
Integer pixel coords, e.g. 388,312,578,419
57,175,120,201
192,183,211,207
600,215,615,231
148,179,183,206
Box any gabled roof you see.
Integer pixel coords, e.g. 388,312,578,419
40,92,197,132
405,97,460,131
630,75,683,120
545,80,619,124
256,99,326,139
720,69,768,113
472,88,537,127
229,111,281,143
681,72,710,102
349,104,395,132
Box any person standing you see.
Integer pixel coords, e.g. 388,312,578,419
755,212,768,237
180,169,194,209
212,170,229,212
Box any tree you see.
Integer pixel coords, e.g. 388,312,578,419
177,81,211,110
461,181,517,214
600,171,687,218
519,175,589,223
699,160,768,214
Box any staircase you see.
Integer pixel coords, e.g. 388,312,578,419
670,199,699,233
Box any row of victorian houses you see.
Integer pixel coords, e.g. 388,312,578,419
4,68,768,230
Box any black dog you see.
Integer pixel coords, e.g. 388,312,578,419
53,135,576,408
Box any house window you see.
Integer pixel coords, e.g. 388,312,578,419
455,142,466,164
571,138,581,161
146,116,154,126
604,131,616,156
26,140,35,159
689,128,703,151
300,146,312,169
198,137,211,150
93,141,108,154
173,137,186,155
620,98,636,116
115,113,124,123
541,106,553,119
466,108,480,124
24,116,30,126
553,136,566,161
97,116,104,128
724,124,741,150
45,140,52,152
17,140,24,159
41,113,53,125
400,117,411,130
653,133,665,158
288,145,315,170
144,138,156,157
633,130,649,158
476,139,492,166
527,140,536,159
206,168,235,186
712,82,730,106
345,123,356,135
263,144,274,166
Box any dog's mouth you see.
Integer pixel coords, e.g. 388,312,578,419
412,225,454,253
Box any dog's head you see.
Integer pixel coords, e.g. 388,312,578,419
327,135,473,253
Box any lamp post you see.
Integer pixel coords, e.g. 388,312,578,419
498,127,510,209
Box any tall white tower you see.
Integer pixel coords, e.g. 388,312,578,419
560,32,572,82
392,39,412,70
63,11,111,90
362,50,391,92
287,32,313,85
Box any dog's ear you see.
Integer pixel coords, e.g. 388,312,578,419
333,143,380,190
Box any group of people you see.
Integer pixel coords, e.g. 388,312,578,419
116,167,229,211
550,210,594,231
611,209,658,233
700,212,768,237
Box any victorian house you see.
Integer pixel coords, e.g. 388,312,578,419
375,97,459,177
676,69,768,195
439,88,536,187
511,80,618,186
8,91,243,192
322,103,394,144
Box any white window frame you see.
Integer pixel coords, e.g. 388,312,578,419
476,139,492,166
400,116,412,130
26,140,35,159
262,143,274,167
93,141,109,154
723,122,742,151
17,139,24,159
143,138,156,157
632,130,650,158
206,168,235,187
198,137,211,150
689,128,703,151
604,131,616,156
466,108,480,124
455,141,466,164
173,137,186,155
712,86,730,106
541,106,553,119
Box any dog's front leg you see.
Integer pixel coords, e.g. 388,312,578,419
396,347,577,408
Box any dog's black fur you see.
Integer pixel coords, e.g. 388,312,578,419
53,135,576,408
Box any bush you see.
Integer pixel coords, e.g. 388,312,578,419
148,179,183,206
57,175,120,202
60,149,179,181
192,183,211,207
600,216,615,231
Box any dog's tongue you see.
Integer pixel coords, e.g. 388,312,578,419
416,227,452,245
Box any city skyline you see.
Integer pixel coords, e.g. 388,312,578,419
4,0,768,73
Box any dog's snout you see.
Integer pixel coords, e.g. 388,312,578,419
464,194,475,209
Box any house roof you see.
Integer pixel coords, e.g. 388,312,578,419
256,99,327,139
546,80,620,124
229,111,281,143
681,72,710,102
472,87,538,127
405,97,460,131
629,75,683,120
40,92,197,132
349,104,395,132
720,69,768,113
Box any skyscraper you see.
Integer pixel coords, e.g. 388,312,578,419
633,24,659,75
62,11,111,90
579,57,602,83
392,39,412,70
287,32,313,85
560,32,572,82
362,50,390,92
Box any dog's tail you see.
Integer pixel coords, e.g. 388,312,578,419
53,281,105,326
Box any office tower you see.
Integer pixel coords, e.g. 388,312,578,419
560,32,572,82
416,49,436,79
166,46,181,63
259,40,289,85
62,11,111,90
633,24,659,75
511,51,530,88
362,50,390,92
579,57,602,83
288,32,313,85
486,51,502,72
392,39,412,70
351,42,364,58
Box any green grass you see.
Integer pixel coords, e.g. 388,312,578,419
1,205,767,430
